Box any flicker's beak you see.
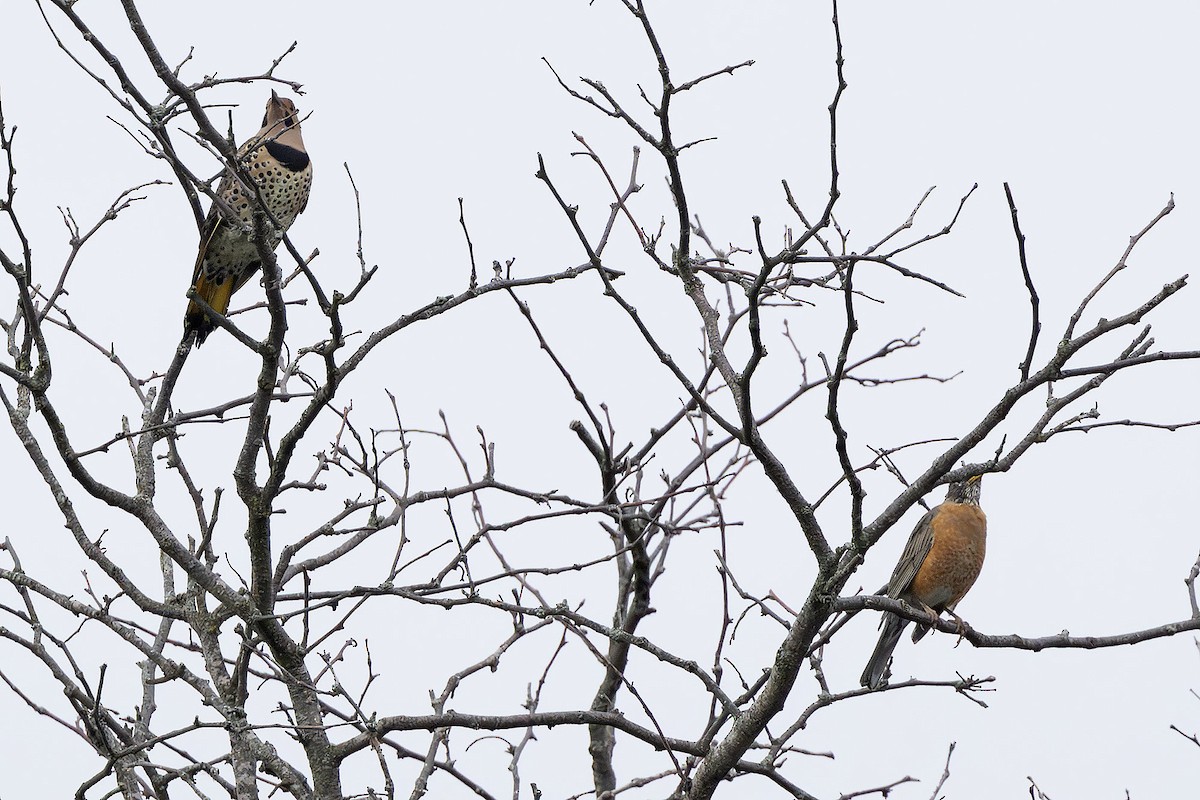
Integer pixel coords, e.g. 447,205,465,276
270,89,280,102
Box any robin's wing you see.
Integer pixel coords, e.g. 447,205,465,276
884,505,937,598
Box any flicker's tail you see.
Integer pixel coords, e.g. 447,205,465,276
184,273,235,346
860,612,910,689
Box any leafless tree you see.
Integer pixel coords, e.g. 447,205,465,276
1,2,1198,799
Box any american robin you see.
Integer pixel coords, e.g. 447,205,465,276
185,91,313,345
860,475,986,689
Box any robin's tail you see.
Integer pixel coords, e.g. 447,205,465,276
860,612,910,689
184,273,236,346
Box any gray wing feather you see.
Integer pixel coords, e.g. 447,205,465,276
885,505,937,598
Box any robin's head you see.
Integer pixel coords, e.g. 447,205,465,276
946,474,982,505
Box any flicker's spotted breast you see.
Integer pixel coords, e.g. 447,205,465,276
184,91,313,345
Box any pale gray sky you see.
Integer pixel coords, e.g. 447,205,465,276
1,2,1198,798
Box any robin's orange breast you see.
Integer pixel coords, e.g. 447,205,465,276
908,502,986,610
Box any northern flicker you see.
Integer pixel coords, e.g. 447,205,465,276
184,90,313,345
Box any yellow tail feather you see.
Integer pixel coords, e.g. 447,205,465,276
184,274,236,345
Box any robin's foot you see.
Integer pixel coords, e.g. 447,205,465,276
946,609,969,646
919,602,941,629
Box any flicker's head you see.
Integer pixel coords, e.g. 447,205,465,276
262,90,301,133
